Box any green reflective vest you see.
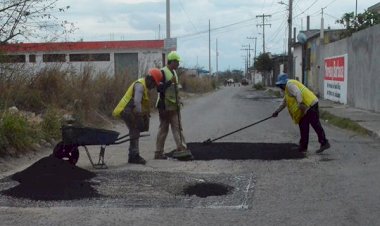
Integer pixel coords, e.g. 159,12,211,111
159,66,179,111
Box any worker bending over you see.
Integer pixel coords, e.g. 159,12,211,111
113,68,163,164
272,73,330,153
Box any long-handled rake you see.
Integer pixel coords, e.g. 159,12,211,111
202,115,273,144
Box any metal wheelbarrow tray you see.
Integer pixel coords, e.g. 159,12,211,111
52,125,133,169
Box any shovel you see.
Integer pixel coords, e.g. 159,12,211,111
202,116,273,144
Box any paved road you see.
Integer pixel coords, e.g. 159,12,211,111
1,86,380,226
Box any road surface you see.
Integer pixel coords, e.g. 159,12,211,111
1,86,380,226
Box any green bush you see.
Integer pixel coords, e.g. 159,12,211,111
0,112,37,154
253,82,265,90
40,107,62,140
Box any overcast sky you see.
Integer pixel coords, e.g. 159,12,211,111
54,0,379,71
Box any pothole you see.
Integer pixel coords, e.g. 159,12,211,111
182,182,234,198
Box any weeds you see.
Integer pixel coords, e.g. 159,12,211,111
253,82,265,90
0,111,37,155
0,65,216,155
180,76,216,93
320,110,372,136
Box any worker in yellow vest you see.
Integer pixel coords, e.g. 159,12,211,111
155,51,193,160
113,68,163,164
272,73,330,153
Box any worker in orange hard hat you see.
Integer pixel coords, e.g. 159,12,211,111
113,68,163,164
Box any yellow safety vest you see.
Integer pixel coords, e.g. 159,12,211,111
112,78,150,118
285,79,317,124
158,66,179,111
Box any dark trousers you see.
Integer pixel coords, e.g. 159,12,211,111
298,103,328,149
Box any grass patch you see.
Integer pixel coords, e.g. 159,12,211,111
253,82,265,90
320,110,372,136
266,88,282,98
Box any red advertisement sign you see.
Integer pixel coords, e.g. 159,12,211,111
324,56,345,82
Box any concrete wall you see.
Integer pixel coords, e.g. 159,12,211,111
348,24,380,112
318,24,380,112
293,46,302,81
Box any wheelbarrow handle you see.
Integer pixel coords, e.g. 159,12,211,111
113,134,150,144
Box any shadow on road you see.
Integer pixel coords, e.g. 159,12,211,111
182,142,305,160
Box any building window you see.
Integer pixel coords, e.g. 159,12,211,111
29,54,36,63
43,54,66,62
69,53,110,62
0,55,26,63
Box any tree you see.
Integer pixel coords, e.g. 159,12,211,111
254,53,273,86
254,53,273,73
336,10,380,38
0,0,75,44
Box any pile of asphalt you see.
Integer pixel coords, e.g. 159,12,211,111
1,155,100,201
182,142,305,160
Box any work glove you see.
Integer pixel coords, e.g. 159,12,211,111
299,103,308,114
171,76,177,84
272,111,279,117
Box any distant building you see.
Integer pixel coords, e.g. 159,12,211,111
368,2,380,13
0,40,167,80
292,28,344,94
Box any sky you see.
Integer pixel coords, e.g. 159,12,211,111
52,0,379,71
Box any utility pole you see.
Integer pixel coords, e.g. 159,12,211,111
216,38,218,77
241,45,252,77
256,14,271,53
247,37,257,82
158,24,161,39
166,0,170,38
287,0,293,78
355,0,358,17
209,19,211,76
247,36,257,64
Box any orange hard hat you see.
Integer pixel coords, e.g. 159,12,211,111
148,68,163,85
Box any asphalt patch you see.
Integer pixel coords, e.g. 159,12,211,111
180,142,305,160
1,155,100,201
182,182,233,198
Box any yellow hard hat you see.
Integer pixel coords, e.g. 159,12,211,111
167,51,181,61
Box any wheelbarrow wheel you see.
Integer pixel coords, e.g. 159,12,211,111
52,141,80,165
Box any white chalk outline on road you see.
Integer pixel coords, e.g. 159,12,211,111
195,172,254,210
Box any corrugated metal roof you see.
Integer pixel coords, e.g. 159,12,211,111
0,40,165,53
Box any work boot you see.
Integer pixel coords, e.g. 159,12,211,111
128,154,146,165
316,141,330,154
154,152,167,160
172,149,193,159
298,147,307,153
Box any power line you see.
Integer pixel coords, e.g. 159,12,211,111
293,0,320,19
178,0,199,33
176,17,256,39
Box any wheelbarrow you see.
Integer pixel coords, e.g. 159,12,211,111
52,125,148,169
